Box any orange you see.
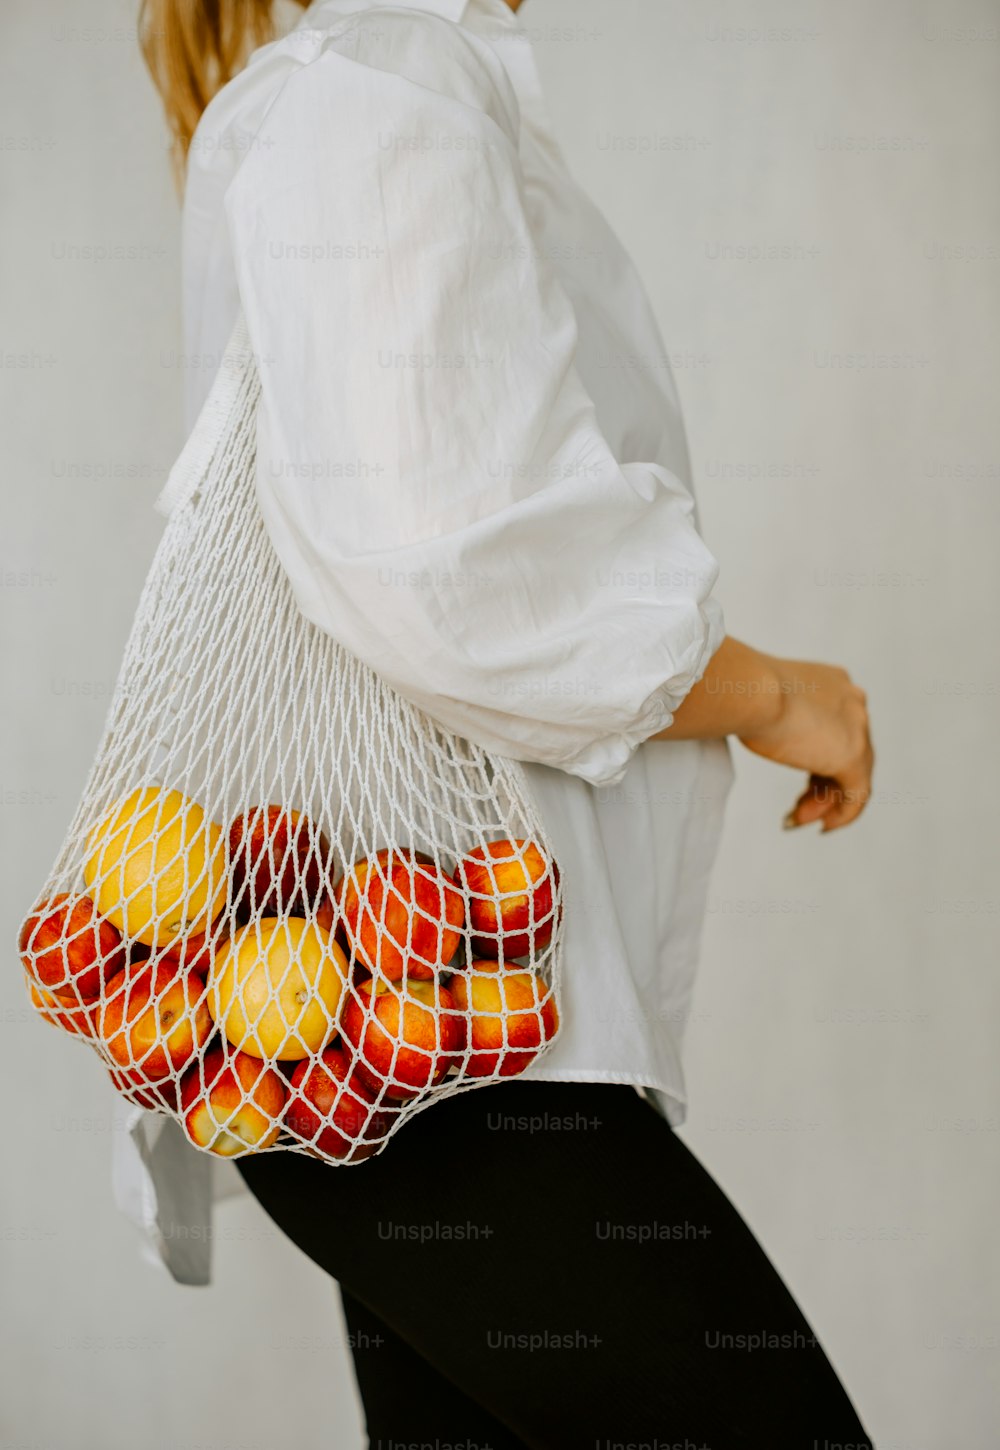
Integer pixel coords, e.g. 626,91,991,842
209,916,348,1061
84,786,227,948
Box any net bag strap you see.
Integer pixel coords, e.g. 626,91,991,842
155,313,256,521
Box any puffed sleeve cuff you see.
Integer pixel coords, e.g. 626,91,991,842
552,597,726,787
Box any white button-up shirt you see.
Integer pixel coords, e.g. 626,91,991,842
113,0,734,1284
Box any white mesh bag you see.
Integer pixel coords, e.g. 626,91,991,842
18,317,563,1165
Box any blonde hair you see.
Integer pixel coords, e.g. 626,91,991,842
139,0,308,175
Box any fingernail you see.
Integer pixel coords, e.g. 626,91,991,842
782,811,799,830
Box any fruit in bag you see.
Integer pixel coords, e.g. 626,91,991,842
285,1044,393,1161
19,892,125,1001
209,916,348,1060
24,971,96,1038
107,1066,179,1114
96,960,213,1083
334,849,465,981
455,839,558,962
159,921,228,976
83,787,228,948
181,1045,288,1156
449,959,559,1077
340,976,464,1100
228,805,329,919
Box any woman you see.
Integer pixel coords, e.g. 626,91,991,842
139,0,875,1443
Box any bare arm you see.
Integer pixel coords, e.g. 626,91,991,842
655,637,874,833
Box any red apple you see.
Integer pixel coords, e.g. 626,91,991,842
340,977,464,1099
158,919,227,976
285,1044,392,1160
315,890,348,944
181,1045,287,1156
96,961,212,1082
334,849,465,981
449,960,559,1077
455,840,558,962
24,971,95,1038
19,893,125,1001
107,1065,178,1114
228,804,330,919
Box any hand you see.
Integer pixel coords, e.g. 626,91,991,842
739,659,874,833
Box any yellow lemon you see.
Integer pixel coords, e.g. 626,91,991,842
84,786,227,948
209,916,348,1061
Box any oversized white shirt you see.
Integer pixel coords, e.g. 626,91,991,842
112,0,734,1284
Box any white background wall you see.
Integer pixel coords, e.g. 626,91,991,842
2,0,998,1446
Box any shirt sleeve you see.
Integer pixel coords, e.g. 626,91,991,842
223,10,724,788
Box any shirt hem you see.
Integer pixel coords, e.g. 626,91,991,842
517,1064,687,1120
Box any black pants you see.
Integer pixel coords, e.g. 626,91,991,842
237,1080,873,1449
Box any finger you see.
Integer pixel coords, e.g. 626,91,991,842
819,760,873,833
783,775,839,829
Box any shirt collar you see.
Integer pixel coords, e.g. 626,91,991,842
300,0,470,23
396,0,469,15
295,0,555,149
